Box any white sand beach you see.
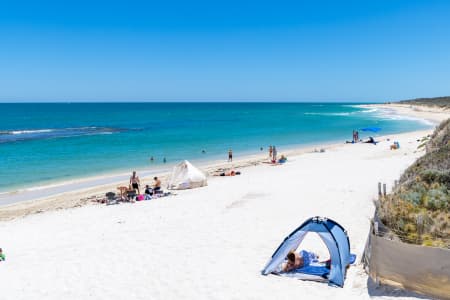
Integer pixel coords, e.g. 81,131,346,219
0,104,449,300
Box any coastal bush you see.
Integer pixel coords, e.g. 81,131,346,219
420,170,450,186
424,186,448,211
378,117,450,249
399,96,450,108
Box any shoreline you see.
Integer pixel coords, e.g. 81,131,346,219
0,103,433,197
0,103,448,221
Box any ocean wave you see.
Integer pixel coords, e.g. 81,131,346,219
340,105,379,114
304,112,352,116
371,108,434,125
0,126,123,143
360,108,378,113
11,129,55,135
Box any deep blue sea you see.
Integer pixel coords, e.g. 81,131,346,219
0,103,431,192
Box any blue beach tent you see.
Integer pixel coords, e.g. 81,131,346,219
261,216,355,287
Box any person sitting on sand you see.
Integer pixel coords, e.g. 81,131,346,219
282,250,329,272
130,171,141,194
145,184,153,195
153,177,162,193
390,141,400,150
0,248,5,261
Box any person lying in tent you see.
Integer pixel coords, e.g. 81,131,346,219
282,250,330,272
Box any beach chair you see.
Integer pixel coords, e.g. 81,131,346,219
117,186,128,201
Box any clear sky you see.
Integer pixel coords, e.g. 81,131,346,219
1,0,450,102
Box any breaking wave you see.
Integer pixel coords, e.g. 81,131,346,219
0,127,123,143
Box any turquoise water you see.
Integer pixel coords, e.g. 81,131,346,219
0,103,430,192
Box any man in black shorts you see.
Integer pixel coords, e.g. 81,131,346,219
130,171,141,194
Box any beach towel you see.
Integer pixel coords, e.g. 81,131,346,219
276,253,356,281
280,264,330,280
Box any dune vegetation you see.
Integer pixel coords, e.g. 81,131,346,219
378,118,450,248
398,96,450,108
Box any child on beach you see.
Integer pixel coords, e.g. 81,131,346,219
145,184,153,195
0,248,5,261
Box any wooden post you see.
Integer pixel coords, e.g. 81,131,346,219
417,214,423,242
383,183,386,196
378,182,382,198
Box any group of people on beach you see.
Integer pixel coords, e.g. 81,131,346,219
119,171,163,202
268,145,279,163
346,130,378,145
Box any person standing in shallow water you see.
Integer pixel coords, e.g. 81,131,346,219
228,149,233,162
269,145,273,158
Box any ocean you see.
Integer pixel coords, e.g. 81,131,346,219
0,102,431,193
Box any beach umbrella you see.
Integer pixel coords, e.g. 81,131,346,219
360,127,381,133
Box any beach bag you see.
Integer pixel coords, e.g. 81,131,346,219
137,194,144,201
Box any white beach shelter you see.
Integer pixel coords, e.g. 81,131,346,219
167,160,207,190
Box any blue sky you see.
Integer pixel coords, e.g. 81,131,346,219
1,0,449,102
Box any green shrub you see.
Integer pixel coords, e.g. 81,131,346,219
425,187,449,211
378,117,450,248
